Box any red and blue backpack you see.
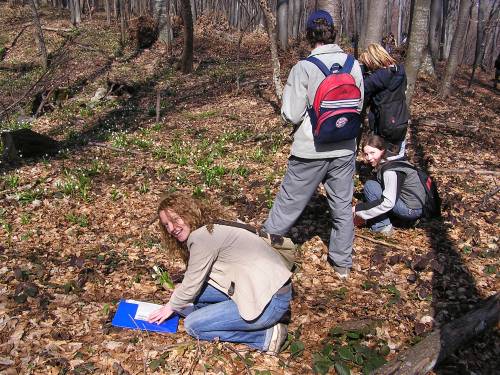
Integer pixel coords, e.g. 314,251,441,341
305,55,362,144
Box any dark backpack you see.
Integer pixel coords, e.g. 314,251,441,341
381,161,441,218
372,66,409,143
305,55,362,144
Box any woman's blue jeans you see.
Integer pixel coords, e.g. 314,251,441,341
363,179,422,232
178,283,292,351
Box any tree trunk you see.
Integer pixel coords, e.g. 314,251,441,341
375,292,500,375
440,0,472,98
29,0,48,70
360,0,370,49
277,0,289,50
397,0,403,45
468,0,488,87
258,0,283,100
364,0,386,47
105,0,111,25
179,0,194,73
156,0,172,46
74,0,82,24
291,0,301,40
420,46,435,76
428,0,442,62
119,0,126,45
317,0,341,42
438,0,448,59
405,0,431,105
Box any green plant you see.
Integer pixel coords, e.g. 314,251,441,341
138,182,149,194
167,138,190,166
0,209,13,246
201,165,226,187
66,213,89,227
384,284,401,305
57,165,98,201
4,174,20,188
311,326,389,375
270,132,285,153
251,147,266,162
110,189,121,201
20,213,31,225
131,137,153,150
220,129,250,142
16,188,43,204
283,325,305,358
192,186,204,197
484,264,497,275
111,132,130,148
102,303,110,316
264,186,274,209
152,265,174,290
232,165,250,178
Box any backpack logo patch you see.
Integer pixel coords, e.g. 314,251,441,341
336,117,348,128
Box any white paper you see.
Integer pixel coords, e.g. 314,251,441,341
125,299,163,321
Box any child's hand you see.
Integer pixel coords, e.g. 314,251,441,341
353,213,365,227
148,303,174,324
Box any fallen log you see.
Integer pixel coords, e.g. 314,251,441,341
375,292,500,375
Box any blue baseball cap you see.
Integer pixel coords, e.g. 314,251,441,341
306,10,334,30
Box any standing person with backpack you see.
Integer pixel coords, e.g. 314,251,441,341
262,10,364,279
359,44,409,160
354,135,440,236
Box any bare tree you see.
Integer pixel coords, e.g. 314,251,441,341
258,0,283,99
440,0,472,98
291,0,302,40
468,0,499,87
363,0,386,48
405,0,431,105
155,0,173,48
105,0,111,26
429,0,442,62
277,0,289,50
180,0,194,73
29,0,48,70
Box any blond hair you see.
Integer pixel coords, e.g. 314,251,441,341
359,43,396,71
157,192,232,264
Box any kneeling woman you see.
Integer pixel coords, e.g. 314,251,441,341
354,135,425,234
148,193,292,354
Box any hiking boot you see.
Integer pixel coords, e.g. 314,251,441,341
333,266,350,280
266,323,288,355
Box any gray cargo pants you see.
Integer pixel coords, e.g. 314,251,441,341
263,153,355,268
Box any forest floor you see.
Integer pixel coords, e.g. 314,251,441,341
0,5,499,375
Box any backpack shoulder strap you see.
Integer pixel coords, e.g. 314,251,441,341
214,219,258,234
381,160,415,174
305,56,332,76
338,54,355,74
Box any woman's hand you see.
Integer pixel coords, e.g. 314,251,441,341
148,303,174,324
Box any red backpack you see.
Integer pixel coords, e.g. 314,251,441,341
305,55,362,144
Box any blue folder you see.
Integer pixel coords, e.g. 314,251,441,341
111,299,179,333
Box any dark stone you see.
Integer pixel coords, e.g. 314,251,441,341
407,273,418,283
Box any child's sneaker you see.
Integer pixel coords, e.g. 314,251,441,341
378,224,394,237
266,323,288,355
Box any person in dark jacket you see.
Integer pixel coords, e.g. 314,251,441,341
359,43,409,160
353,135,425,236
